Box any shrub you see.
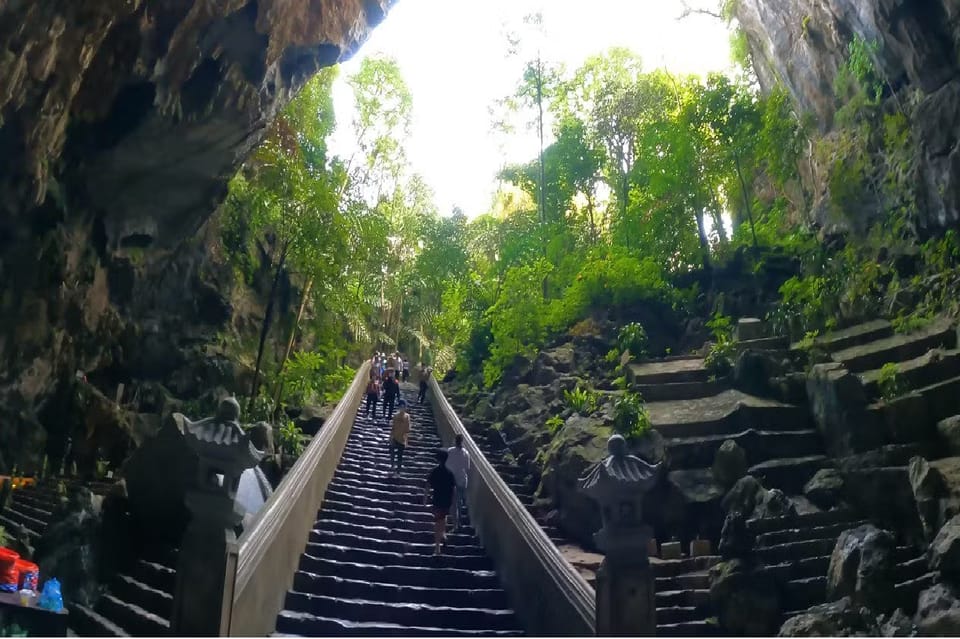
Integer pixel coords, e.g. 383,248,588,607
276,420,305,457
564,386,600,415
612,392,652,440
704,337,736,376
878,362,908,402
706,312,733,342
617,322,649,359
546,415,565,434
604,348,621,365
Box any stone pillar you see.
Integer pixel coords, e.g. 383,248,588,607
579,435,662,636
169,397,264,637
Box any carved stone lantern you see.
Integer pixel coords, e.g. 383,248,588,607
170,397,265,636
579,434,662,636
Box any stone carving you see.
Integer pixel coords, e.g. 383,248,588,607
579,434,662,636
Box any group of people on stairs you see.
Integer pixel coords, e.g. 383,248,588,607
366,352,467,556
364,351,432,419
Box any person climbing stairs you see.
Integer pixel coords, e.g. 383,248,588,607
274,389,524,636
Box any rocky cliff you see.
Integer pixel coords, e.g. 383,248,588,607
735,0,960,228
0,1,391,473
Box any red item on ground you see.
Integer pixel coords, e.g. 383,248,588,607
0,547,20,593
15,559,38,591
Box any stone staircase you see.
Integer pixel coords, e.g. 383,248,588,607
273,391,524,637
70,545,177,637
0,483,61,542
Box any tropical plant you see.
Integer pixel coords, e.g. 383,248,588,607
877,363,909,402
617,322,649,358
546,415,565,434
612,392,652,440
564,386,600,415
276,421,305,457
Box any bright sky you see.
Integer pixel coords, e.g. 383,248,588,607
329,0,734,218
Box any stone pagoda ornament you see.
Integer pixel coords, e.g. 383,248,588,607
579,434,662,636
170,396,265,636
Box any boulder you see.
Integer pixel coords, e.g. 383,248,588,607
778,597,879,636
733,349,781,398
537,414,608,545
807,362,877,457
295,404,333,436
753,488,797,519
915,582,960,635
719,510,754,559
939,416,960,456
827,524,897,612
633,427,667,466
805,468,845,509
930,514,960,582
910,457,947,541
33,488,134,607
722,475,766,516
841,466,925,545
538,343,576,374
710,558,782,635
712,439,749,488
879,608,918,636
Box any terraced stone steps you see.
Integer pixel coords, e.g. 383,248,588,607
860,348,960,400
276,395,522,636
831,319,956,374
795,319,893,354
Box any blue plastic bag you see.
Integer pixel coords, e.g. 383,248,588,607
37,578,63,612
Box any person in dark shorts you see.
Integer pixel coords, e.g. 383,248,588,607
424,449,456,555
382,372,400,419
389,401,411,476
417,365,432,404
364,377,380,418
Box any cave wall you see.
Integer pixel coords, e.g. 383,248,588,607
736,0,960,229
0,0,392,473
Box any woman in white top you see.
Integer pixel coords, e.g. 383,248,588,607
445,434,471,531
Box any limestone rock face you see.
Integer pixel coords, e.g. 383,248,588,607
805,467,845,509
778,597,881,637
827,524,897,612
807,363,876,457
710,558,782,636
735,0,960,230
0,1,392,474
930,514,960,581
712,439,748,488
915,583,960,635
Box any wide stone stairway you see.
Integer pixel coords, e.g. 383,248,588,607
274,390,524,637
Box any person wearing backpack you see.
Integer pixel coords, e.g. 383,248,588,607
364,377,380,418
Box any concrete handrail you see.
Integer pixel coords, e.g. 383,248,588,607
428,377,596,636
223,362,370,636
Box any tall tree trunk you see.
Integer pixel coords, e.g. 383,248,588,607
586,192,598,244
619,175,630,249
272,277,314,418
393,294,404,350
734,153,759,249
249,242,289,414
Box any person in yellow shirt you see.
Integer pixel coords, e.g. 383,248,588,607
389,400,411,477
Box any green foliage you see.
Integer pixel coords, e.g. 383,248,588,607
612,392,652,440
546,415,565,434
280,351,355,407
613,375,629,390
878,362,909,402
564,386,600,415
617,322,648,358
276,420,305,457
704,337,736,376
706,312,733,342
604,348,621,364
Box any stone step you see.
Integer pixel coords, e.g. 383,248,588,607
747,509,860,534
657,606,706,625
275,610,524,637
315,510,476,537
282,592,517,632
3,504,51,531
8,498,53,522
755,520,870,547
322,497,442,524
755,538,836,564
748,455,831,494
656,571,710,592
636,379,726,402
129,560,176,594
291,572,511,610
652,400,810,439
665,429,822,469
860,348,960,400
652,556,720,578
895,556,929,583
300,552,499,590
0,513,40,540
11,491,60,512
895,572,937,614
656,619,723,637
628,359,710,386
306,542,493,572
95,593,170,637
782,576,826,609
329,474,432,499
307,529,483,557
112,574,173,621
69,603,129,637
767,555,831,581
797,319,893,354
314,517,477,548
656,589,711,609
832,319,955,374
